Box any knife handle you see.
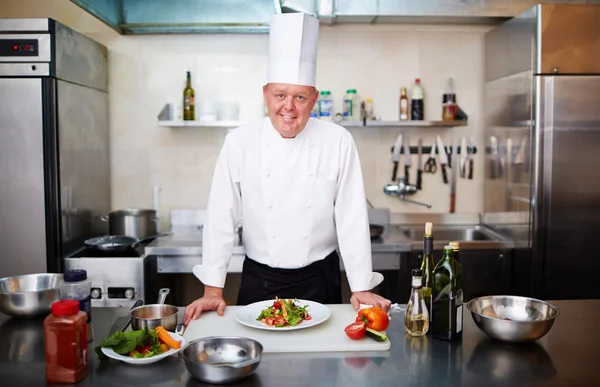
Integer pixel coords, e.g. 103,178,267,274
468,159,474,180
441,165,448,184
450,193,456,213
404,166,410,184
392,162,398,182
416,169,423,190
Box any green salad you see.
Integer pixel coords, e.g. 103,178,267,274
256,297,312,328
95,327,165,360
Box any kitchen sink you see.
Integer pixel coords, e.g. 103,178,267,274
395,225,513,250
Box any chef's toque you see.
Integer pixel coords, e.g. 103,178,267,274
267,13,319,87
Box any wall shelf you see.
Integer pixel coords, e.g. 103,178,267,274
339,120,468,128
158,120,243,128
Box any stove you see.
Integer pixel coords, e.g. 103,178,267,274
64,243,156,308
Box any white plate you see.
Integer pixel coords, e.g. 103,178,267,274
236,299,331,331
101,331,187,366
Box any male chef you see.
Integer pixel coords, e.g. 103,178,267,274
183,13,390,326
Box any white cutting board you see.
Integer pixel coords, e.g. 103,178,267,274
183,304,391,353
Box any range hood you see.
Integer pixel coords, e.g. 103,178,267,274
70,0,600,34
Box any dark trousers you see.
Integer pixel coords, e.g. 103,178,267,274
236,250,342,306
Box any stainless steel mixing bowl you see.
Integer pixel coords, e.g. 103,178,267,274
0,273,63,318
467,295,559,343
182,337,263,384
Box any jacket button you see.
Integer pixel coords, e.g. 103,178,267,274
306,203,311,209
271,233,276,238
266,173,271,177
309,173,314,177
302,234,307,239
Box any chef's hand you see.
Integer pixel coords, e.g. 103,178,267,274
350,291,392,312
183,286,226,326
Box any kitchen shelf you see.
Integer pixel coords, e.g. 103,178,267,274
158,120,243,128
340,120,468,128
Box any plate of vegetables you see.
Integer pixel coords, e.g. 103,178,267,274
97,326,186,366
236,297,331,331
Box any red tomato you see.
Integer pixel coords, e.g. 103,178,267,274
356,307,389,331
273,301,281,309
344,321,367,340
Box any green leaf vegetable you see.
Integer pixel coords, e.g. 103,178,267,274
95,328,163,361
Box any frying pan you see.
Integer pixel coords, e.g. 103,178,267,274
84,232,172,253
370,224,384,239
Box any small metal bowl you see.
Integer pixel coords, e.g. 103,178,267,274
182,337,263,384
0,273,63,318
467,295,559,343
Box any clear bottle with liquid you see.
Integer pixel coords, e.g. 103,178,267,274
404,268,430,336
420,222,435,324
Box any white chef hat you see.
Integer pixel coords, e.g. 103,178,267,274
267,13,319,87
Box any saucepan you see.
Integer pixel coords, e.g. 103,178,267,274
129,288,178,332
84,232,172,253
370,224,384,239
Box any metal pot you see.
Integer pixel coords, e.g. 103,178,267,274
130,288,178,332
101,208,158,239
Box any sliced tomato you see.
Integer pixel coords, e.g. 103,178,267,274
273,301,281,309
345,321,367,340
305,314,312,321
275,317,286,326
265,317,275,326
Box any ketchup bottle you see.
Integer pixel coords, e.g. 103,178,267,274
44,299,89,384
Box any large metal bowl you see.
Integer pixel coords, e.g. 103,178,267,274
182,337,263,384
0,273,63,318
467,295,559,343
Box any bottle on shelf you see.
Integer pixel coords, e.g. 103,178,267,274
399,87,409,120
431,245,463,341
442,77,458,121
411,78,424,120
404,268,430,336
365,98,374,120
420,222,435,324
183,71,195,121
318,90,333,121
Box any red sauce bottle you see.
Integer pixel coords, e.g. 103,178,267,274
44,299,89,384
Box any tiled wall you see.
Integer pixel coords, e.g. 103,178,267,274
3,0,492,228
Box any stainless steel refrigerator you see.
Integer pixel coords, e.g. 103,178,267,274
483,4,600,299
0,18,110,278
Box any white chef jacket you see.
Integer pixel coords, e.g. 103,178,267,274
193,117,384,292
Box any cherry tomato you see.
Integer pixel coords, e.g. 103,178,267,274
344,321,367,340
273,301,281,309
356,307,389,331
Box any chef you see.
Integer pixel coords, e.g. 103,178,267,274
183,13,391,326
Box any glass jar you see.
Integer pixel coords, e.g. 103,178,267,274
44,300,88,384
61,269,94,342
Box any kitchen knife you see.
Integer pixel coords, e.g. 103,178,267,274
403,137,411,184
450,137,458,213
436,135,449,184
391,133,403,182
468,136,475,180
416,139,423,190
490,136,498,179
459,136,467,178
514,135,527,183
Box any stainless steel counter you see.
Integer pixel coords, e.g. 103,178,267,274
1,300,599,387
147,213,515,275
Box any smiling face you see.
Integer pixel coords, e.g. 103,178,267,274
263,83,319,138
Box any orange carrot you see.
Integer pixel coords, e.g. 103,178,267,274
155,326,181,349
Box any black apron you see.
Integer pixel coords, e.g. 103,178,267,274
236,250,342,305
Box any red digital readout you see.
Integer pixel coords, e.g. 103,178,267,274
12,44,19,51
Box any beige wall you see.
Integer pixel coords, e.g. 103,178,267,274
2,0,491,228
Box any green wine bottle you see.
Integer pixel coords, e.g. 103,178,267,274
420,222,435,324
183,71,195,121
431,245,463,341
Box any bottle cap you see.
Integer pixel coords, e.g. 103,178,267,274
366,98,372,102
348,89,357,93
415,78,421,84
412,268,422,277
51,300,80,316
321,90,331,95
449,241,460,250
444,245,454,252
64,269,87,282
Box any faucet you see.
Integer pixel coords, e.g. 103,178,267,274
383,177,432,209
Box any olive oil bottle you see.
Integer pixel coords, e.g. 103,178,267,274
183,71,195,121
404,268,430,336
420,222,435,324
431,245,463,341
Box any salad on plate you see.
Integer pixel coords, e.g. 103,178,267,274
256,297,311,328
